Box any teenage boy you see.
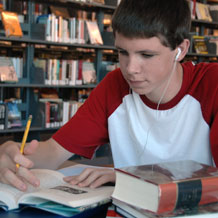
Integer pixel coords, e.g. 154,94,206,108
1,0,218,191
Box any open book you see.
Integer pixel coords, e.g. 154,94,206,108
0,168,114,217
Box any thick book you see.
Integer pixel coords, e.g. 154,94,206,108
112,160,218,215
0,168,114,217
1,11,23,37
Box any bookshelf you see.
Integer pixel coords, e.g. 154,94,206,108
0,0,118,156
187,0,218,62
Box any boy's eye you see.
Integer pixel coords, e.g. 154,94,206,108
141,53,154,58
118,50,128,56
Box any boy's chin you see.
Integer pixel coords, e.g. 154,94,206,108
131,88,147,95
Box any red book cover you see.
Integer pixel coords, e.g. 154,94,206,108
78,60,83,81
112,160,218,214
45,101,50,128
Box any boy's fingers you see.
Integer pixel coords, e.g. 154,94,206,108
17,167,40,188
89,172,115,188
1,168,27,191
3,141,34,169
78,169,114,188
13,153,34,169
14,140,38,168
64,168,115,188
63,168,97,185
0,141,38,191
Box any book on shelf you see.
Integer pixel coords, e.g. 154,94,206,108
209,5,218,22
36,14,51,41
188,0,196,20
113,199,218,218
192,35,208,54
11,57,23,79
0,168,114,217
82,61,96,84
88,0,105,4
49,5,70,18
34,58,96,86
112,160,218,215
195,2,212,22
85,20,103,45
36,13,87,44
37,98,63,128
1,11,23,37
62,100,70,126
0,56,18,82
62,100,83,125
35,98,83,128
0,102,6,130
5,99,22,129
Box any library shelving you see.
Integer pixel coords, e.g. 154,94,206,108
0,0,118,148
187,0,218,62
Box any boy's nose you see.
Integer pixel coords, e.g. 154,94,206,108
126,57,140,75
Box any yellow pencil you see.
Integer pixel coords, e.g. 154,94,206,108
16,115,32,169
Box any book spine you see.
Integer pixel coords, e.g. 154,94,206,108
158,178,218,214
159,180,202,213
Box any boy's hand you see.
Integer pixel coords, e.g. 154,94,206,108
0,140,40,191
63,167,115,188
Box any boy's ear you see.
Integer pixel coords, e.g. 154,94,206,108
176,39,190,61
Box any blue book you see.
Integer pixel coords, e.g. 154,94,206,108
36,14,51,40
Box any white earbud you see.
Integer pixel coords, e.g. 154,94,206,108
175,48,181,61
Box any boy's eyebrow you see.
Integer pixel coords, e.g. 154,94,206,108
115,46,158,54
115,46,124,50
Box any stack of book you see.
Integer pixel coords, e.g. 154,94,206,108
112,160,218,218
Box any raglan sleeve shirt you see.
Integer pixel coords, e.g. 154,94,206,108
52,68,129,159
53,62,218,166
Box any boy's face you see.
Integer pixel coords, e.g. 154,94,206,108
115,32,180,103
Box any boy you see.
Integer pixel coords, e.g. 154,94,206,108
1,0,218,191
